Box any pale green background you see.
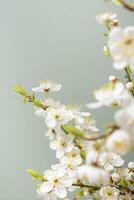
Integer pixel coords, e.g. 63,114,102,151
0,0,134,199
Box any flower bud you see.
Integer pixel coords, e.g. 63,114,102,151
126,82,133,89
108,75,116,81
128,162,134,169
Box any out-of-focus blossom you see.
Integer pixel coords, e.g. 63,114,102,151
128,162,134,169
106,129,131,155
108,26,134,70
96,12,118,28
115,102,134,139
77,165,110,186
119,194,132,200
87,79,132,109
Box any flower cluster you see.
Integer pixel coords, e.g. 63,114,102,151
14,3,134,200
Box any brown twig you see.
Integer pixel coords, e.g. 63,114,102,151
82,131,113,141
26,95,47,110
72,183,99,190
121,0,134,12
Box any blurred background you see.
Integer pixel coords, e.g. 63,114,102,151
0,0,134,199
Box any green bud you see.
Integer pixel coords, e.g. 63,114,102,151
76,190,84,199
103,45,110,57
112,0,122,6
27,169,45,182
36,184,41,189
61,125,85,139
80,150,86,160
119,178,131,187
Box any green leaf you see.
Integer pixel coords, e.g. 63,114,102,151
13,85,27,96
27,169,45,182
61,125,86,139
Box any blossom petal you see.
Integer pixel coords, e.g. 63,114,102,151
40,182,53,194
55,185,67,198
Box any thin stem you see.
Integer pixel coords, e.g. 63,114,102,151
61,124,119,141
79,125,118,141
120,0,134,12
113,0,134,12
125,67,134,96
73,183,134,195
72,183,99,190
82,131,112,141
26,95,47,110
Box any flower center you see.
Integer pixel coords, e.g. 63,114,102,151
44,88,50,92
106,191,113,196
124,38,132,45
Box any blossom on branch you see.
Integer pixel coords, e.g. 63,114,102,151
108,26,134,70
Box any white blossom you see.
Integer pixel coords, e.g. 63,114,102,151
56,147,82,177
37,190,57,200
111,167,133,182
67,105,90,124
99,152,124,171
45,106,73,128
108,26,134,70
96,12,118,28
50,133,74,158
87,79,132,109
61,147,82,166
106,129,131,155
100,186,119,200
35,98,60,117
77,116,99,133
38,169,72,199
128,161,134,169
123,168,134,181
86,149,98,165
115,102,134,139
32,80,61,93
45,128,57,141
125,81,133,89
77,165,110,186
108,75,116,81
111,172,120,182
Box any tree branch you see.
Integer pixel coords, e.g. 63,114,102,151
72,183,99,190
120,0,134,12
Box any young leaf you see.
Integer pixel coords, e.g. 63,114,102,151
61,125,86,139
27,169,45,182
13,85,27,96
